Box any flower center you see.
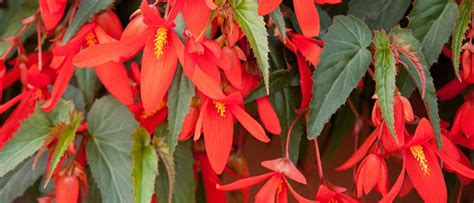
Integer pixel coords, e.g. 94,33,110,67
85,32,98,47
154,27,168,59
410,145,430,175
213,101,226,117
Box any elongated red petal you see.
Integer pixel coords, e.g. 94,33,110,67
436,79,469,101
95,11,123,40
403,146,446,203
315,0,341,4
217,172,274,190
336,129,378,170
292,34,322,66
202,102,234,174
41,56,74,111
296,54,313,109
196,154,227,203
407,118,434,147
256,96,281,135
379,162,405,203
255,174,281,202
182,0,211,37
293,0,319,37
429,144,474,179
93,62,134,105
39,0,66,30
141,32,178,113
0,93,23,114
283,178,316,203
179,106,199,141
220,47,243,89
140,0,165,26
258,0,282,16
230,105,270,142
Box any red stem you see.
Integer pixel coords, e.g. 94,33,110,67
36,17,43,71
314,138,324,181
285,112,304,159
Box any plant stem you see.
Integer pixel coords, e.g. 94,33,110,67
314,138,324,182
285,112,304,159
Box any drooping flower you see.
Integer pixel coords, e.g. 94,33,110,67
42,11,134,111
315,183,358,203
194,92,269,173
73,0,184,114
354,153,389,197
217,158,314,203
39,0,67,30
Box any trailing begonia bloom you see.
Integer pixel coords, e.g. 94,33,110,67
354,153,388,197
42,11,134,111
39,0,67,30
315,183,357,203
181,0,214,37
73,0,184,114
0,55,52,148
194,92,270,173
256,96,281,135
381,119,474,203
258,0,340,37
217,158,314,203
450,91,474,140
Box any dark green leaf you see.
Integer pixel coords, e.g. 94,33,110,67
0,153,47,202
373,31,397,141
75,68,102,108
245,70,292,103
348,0,410,31
167,67,194,153
270,88,303,162
156,142,195,203
86,96,138,203
0,101,74,177
62,85,86,112
232,0,270,93
408,0,459,67
63,0,114,43
307,15,372,139
270,7,286,42
451,0,472,79
391,27,442,149
153,133,175,203
131,128,158,203
46,111,82,183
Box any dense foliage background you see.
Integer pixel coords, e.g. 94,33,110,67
0,0,473,202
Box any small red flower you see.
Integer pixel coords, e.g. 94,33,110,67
39,0,67,30
354,153,388,197
217,158,313,203
315,183,357,203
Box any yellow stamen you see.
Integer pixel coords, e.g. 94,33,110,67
213,101,226,117
410,145,430,175
85,32,98,47
154,27,168,59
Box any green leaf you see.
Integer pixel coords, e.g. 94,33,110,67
270,88,303,162
408,0,459,67
0,0,38,57
156,142,196,203
167,67,194,153
75,68,102,108
153,132,175,203
131,128,159,203
62,85,86,112
373,31,397,142
86,96,138,203
451,0,472,79
63,0,114,43
231,0,270,93
245,69,292,103
46,111,82,184
270,7,287,42
307,15,372,139
391,27,442,149
0,101,74,177
0,153,47,202
348,0,410,31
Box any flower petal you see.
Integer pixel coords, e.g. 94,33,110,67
407,118,434,147
182,0,211,36
293,0,319,37
255,174,281,203
258,0,282,16
336,129,378,170
141,31,178,113
257,96,281,135
216,172,274,190
230,105,270,142
261,158,306,184
93,62,134,105
41,55,74,111
379,162,405,203
202,101,235,174
292,34,322,66
283,178,316,203
296,53,313,109
428,144,474,179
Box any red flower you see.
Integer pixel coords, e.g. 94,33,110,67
217,158,313,203
194,92,270,173
450,91,474,140
256,96,281,135
43,11,134,111
73,0,184,114
354,153,388,197
315,183,357,203
381,118,474,203
195,153,227,203
461,42,474,83
39,0,67,30
258,0,341,37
